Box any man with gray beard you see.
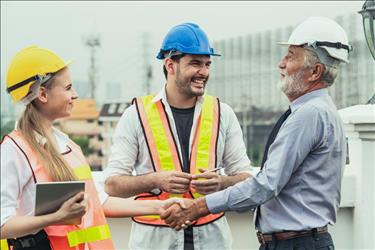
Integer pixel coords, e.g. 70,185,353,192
161,16,352,250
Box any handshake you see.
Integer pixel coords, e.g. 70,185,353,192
159,197,209,231
154,167,224,230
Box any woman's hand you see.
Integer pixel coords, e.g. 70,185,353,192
53,192,88,225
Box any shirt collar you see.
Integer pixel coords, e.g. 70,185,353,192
290,88,328,112
152,85,206,105
34,127,69,153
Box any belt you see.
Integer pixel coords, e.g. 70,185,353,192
8,230,49,249
257,226,328,245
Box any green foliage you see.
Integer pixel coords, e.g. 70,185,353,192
1,120,15,139
71,135,94,156
249,144,262,167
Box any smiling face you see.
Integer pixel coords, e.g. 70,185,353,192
36,67,78,121
172,54,211,98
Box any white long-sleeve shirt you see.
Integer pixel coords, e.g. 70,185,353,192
1,127,108,227
104,87,252,250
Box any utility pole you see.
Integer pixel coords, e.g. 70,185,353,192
84,34,101,99
142,32,152,94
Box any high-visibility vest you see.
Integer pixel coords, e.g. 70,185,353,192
1,131,115,250
132,94,224,226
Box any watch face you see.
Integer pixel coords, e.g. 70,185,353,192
150,188,162,195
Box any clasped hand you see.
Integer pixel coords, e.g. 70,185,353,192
158,168,222,195
159,168,220,230
160,198,196,231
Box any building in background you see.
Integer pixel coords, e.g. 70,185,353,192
57,99,103,170
98,101,131,168
208,13,375,165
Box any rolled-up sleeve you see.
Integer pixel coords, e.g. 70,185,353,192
221,104,251,175
104,105,139,180
1,143,24,226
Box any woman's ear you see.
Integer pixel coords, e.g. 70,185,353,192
36,86,48,104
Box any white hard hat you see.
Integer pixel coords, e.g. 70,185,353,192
278,16,352,63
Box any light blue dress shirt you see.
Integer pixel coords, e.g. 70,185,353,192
206,88,346,233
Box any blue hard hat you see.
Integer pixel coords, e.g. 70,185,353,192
156,23,221,60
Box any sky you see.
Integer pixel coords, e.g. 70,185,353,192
1,1,364,102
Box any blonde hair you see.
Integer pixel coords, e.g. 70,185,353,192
17,73,77,182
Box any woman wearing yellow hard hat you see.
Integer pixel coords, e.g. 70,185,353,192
0,45,187,250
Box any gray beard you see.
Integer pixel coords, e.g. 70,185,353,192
278,70,307,98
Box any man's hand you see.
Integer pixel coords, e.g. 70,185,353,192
191,168,222,195
160,197,210,231
160,199,195,230
157,198,191,215
155,171,192,194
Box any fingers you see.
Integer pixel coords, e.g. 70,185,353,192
172,171,193,179
192,172,217,179
70,192,85,204
191,178,220,194
159,171,193,193
171,174,192,185
160,203,179,220
169,184,189,194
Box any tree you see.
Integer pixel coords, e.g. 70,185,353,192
71,135,94,156
1,120,15,139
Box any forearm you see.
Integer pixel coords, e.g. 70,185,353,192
105,173,159,198
102,196,162,217
1,214,57,239
220,172,251,190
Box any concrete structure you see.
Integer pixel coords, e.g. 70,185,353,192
338,104,375,249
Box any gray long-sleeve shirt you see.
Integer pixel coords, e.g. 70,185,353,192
206,88,346,233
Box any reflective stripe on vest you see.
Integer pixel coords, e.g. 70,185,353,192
74,165,93,180
67,224,111,247
3,131,114,249
1,239,8,250
133,94,224,226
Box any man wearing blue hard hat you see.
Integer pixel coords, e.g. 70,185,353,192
104,22,252,249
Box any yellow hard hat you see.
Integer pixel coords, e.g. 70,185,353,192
5,45,71,102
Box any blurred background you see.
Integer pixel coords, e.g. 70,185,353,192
1,1,373,169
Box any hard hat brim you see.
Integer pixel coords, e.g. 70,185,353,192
157,52,221,60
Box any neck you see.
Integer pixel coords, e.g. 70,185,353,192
287,81,326,102
165,81,197,108
39,113,54,133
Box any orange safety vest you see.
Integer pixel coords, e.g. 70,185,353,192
1,131,115,250
132,94,224,227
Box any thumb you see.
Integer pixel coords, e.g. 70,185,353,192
174,199,188,209
162,198,178,209
71,192,85,203
160,208,172,220
198,168,206,173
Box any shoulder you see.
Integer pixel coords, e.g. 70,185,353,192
218,101,236,117
119,103,138,120
294,100,330,124
113,103,142,137
1,133,32,172
218,101,238,123
1,131,29,154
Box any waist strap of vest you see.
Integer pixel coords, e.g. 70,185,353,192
7,230,48,249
